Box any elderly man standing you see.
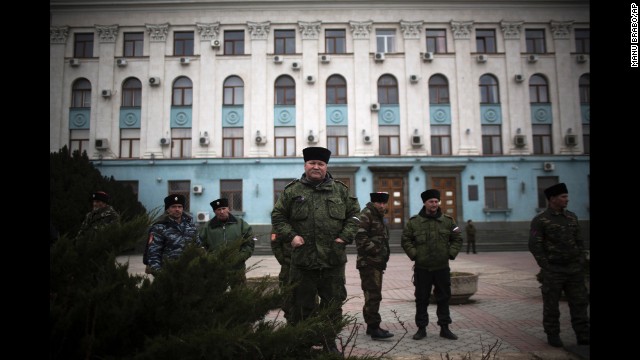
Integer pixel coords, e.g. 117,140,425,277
271,146,360,355
76,191,120,239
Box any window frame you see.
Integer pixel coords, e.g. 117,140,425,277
484,177,508,210
224,30,245,55
525,29,546,54
476,29,497,54
74,33,94,58
173,31,194,56
325,29,346,54
426,29,447,53
274,29,296,54
123,32,144,57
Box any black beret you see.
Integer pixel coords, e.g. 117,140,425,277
370,192,389,203
303,146,331,164
421,189,440,202
544,183,568,199
210,198,229,211
92,191,110,203
164,194,186,210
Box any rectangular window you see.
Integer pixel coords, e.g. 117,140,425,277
582,124,590,154
484,177,507,209
481,125,502,155
476,29,496,53
525,29,546,53
170,128,192,159
275,127,296,157
430,125,451,155
123,32,144,57
575,29,590,54
222,127,244,158
325,29,346,54
327,126,348,156
74,33,94,58
118,180,139,199
224,30,245,55
275,29,295,54
221,180,243,211
376,29,395,53
379,125,400,155
274,179,291,204
69,129,89,155
120,129,140,159
532,124,553,155
426,29,447,53
173,31,194,56
168,180,191,211
537,176,559,208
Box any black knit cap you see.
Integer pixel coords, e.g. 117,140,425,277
164,194,186,210
92,191,110,203
544,183,568,199
210,198,229,211
421,189,440,202
303,146,331,164
370,192,389,203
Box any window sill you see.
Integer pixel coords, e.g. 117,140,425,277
483,208,511,215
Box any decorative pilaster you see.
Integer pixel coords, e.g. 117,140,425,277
349,20,373,39
400,20,423,39
500,20,523,40
298,21,321,40
95,25,118,43
146,23,169,42
247,21,270,40
196,22,220,41
50,26,69,44
450,20,474,40
550,20,573,39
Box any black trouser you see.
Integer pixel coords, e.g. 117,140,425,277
467,236,476,253
413,266,452,327
541,269,589,339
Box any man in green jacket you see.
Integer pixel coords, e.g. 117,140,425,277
198,198,256,282
271,146,360,355
401,189,462,341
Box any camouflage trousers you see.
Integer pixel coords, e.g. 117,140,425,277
288,265,347,327
540,269,590,338
358,266,385,327
278,264,292,321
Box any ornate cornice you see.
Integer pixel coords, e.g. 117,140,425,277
550,20,573,40
196,22,220,41
400,20,423,40
50,26,69,44
95,24,118,43
450,20,474,40
349,20,373,40
247,21,270,40
146,23,169,42
500,20,523,40
299,21,321,40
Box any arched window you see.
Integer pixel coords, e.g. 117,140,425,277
479,74,499,104
326,75,347,104
120,78,142,159
274,75,296,157
122,78,142,107
529,74,549,103
326,75,348,156
275,75,295,105
172,76,193,106
71,78,91,108
377,75,398,104
579,74,590,154
223,76,244,105
428,75,449,104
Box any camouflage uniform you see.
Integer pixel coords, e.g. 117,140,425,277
401,208,462,328
147,213,200,271
271,173,360,325
76,205,120,239
270,233,293,320
355,202,391,330
529,207,589,342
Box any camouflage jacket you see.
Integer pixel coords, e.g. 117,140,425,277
76,205,120,238
528,207,585,273
147,213,200,271
271,173,360,270
401,207,463,271
198,213,255,270
270,233,292,267
355,202,390,270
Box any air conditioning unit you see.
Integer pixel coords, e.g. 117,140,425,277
291,62,301,70
211,39,221,48
527,54,539,63
565,134,578,146
543,162,555,171
411,135,423,146
576,54,588,63
180,57,190,65
307,133,317,144
514,74,525,83
363,134,372,144
149,77,161,86
101,89,112,97
476,54,488,63
306,75,315,83
320,54,331,63
95,138,109,150
273,55,283,63
193,185,204,194
514,134,526,147
116,58,127,67
160,137,171,146
255,134,267,145
199,136,209,146
70,58,80,66
370,103,380,111
374,52,385,62
409,75,420,83
196,211,210,222
422,52,434,61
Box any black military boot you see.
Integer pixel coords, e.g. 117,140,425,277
412,327,427,340
547,334,563,347
370,327,394,340
439,325,458,340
